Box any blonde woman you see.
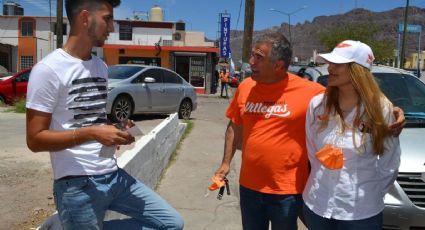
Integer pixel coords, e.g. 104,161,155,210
303,40,401,230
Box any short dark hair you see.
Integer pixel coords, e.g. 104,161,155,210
65,0,121,25
255,31,292,68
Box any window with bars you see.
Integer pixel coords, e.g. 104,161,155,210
21,21,33,36
162,40,173,46
119,24,132,40
20,56,33,70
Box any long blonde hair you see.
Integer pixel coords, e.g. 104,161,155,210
317,63,390,155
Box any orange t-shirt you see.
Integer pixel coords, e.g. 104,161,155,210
220,72,230,83
226,73,325,194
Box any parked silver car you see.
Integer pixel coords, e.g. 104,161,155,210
106,64,197,122
290,64,425,229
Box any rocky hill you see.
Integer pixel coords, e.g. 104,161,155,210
229,6,425,64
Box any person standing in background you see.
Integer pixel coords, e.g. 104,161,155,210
220,69,230,98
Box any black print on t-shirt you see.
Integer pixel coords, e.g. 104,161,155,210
73,94,107,102
68,77,108,127
68,85,107,95
68,102,106,111
70,118,108,128
74,112,107,120
72,77,107,85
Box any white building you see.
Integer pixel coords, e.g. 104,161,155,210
0,15,69,73
0,7,219,94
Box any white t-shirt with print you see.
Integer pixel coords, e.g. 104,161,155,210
26,49,117,180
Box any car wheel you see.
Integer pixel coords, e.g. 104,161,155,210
110,95,133,122
0,95,5,104
178,99,192,120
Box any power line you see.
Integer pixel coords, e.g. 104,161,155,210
235,0,242,31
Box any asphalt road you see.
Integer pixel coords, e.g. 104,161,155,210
0,107,165,156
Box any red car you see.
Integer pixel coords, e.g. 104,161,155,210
0,68,32,104
228,74,240,88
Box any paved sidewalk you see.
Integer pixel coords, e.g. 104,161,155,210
156,96,242,229
156,96,307,230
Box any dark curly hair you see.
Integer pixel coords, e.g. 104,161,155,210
65,0,121,25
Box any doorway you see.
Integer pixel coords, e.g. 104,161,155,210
175,56,190,82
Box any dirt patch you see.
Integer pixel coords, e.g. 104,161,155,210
0,150,55,230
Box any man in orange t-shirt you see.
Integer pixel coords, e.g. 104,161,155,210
214,32,324,230
214,32,405,230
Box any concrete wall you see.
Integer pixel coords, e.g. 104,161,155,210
0,17,19,46
37,113,187,230
107,23,173,46
184,31,214,47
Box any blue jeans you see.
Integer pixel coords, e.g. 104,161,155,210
303,203,383,230
239,185,302,230
53,168,184,230
220,82,228,97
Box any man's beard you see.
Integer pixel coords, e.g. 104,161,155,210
88,20,105,47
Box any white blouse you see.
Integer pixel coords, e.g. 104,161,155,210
303,94,401,220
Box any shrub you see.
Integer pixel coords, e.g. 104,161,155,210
13,98,26,113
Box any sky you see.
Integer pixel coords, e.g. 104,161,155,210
14,0,425,39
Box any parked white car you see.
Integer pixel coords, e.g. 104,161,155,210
106,64,197,122
290,64,425,229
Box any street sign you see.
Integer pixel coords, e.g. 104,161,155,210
399,24,422,33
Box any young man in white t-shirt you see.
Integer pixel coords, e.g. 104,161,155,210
26,1,183,229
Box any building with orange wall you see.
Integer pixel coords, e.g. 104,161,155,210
0,10,219,94
0,15,68,73
99,19,219,94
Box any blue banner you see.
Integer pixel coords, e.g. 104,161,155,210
220,15,230,58
399,24,422,33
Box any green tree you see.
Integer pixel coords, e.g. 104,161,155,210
319,22,393,63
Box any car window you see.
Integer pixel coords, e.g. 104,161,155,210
108,65,144,80
139,69,163,83
15,72,30,82
375,73,425,114
317,75,328,86
297,67,306,77
374,73,410,106
163,70,182,84
403,74,425,101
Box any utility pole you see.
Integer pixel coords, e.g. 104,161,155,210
49,0,52,51
400,0,409,69
56,0,63,48
242,0,255,64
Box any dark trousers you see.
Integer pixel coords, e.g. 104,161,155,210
220,82,228,98
303,203,383,230
239,186,302,230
